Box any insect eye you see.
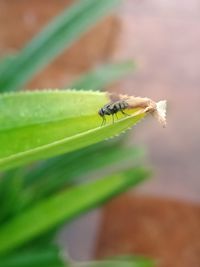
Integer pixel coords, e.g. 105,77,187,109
98,109,103,116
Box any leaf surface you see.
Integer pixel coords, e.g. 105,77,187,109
0,90,146,171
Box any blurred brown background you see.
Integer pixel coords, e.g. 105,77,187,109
115,1,200,203
1,1,200,267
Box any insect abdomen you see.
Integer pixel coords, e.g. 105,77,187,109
113,101,129,111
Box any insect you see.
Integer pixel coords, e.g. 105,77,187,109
98,96,167,127
98,100,130,125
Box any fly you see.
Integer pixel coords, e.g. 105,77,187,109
98,95,167,127
98,100,130,125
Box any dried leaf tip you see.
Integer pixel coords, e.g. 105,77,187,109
153,100,167,127
108,93,167,127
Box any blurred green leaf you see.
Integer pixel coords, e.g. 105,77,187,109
0,168,28,223
69,61,135,91
0,142,144,223
0,167,149,255
0,55,16,74
0,0,120,91
0,90,146,171
24,144,144,200
0,246,65,267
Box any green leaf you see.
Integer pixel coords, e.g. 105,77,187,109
0,55,16,74
0,90,146,171
0,0,120,92
0,167,149,255
0,144,144,223
69,61,135,91
0,168,27,223
24,144,144,199
0,143,143,223
0,247,65,267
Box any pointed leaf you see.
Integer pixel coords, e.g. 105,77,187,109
0,90,147,171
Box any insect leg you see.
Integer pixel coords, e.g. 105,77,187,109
112,114,114,124
101,116,106,126
120,110,130,116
